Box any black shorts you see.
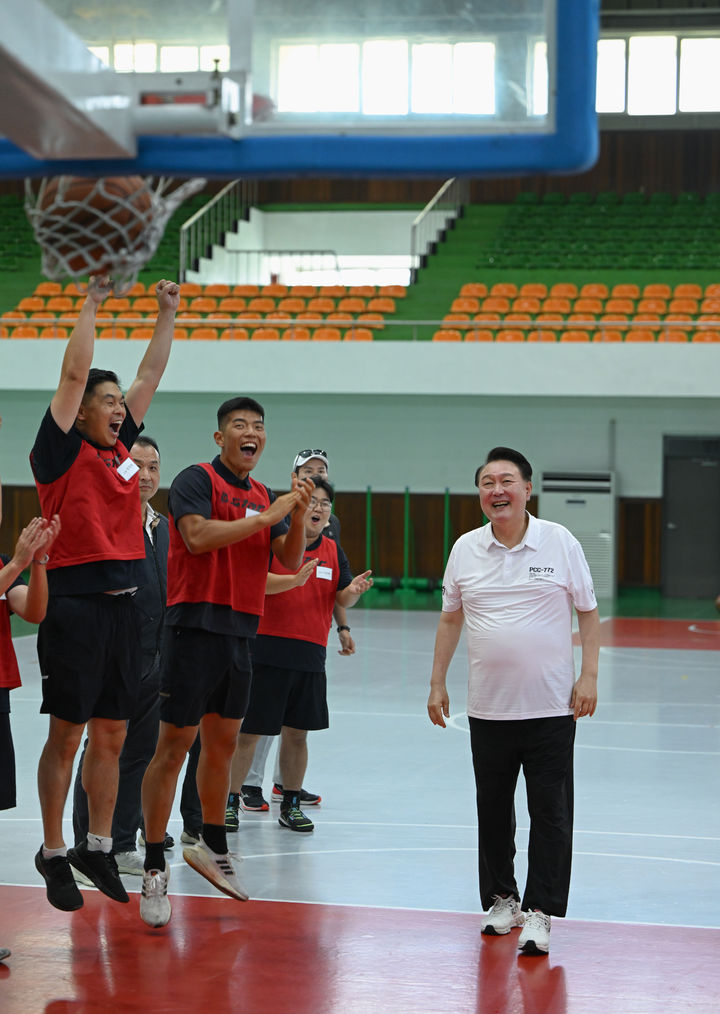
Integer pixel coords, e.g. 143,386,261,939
241,662,328,736
37,593,142,724
158,626,252,728
0,689,16,811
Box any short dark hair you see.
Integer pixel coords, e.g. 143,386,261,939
83,368,120,400
216,396,265,429
311,475,334,502
132,434,160,459
475,446,532,486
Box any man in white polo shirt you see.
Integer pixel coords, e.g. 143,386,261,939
427,446,599,956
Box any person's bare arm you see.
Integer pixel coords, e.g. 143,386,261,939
2,514,61,622
427,608,465,728
177,488,305,555
571,606,600,720
49,276,111,433
124,280,180,425
264,559,318,594
270,475,314,571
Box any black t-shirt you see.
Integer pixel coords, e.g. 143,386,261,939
166,455,289,637
250,533,353,672
30,406,143,596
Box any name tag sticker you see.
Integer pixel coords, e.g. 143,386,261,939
117,457,139,481
316,566,333,581
246,507,260,517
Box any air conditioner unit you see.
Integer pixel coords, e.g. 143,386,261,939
539,472,616,599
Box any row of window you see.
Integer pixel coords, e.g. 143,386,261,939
88,34,720,118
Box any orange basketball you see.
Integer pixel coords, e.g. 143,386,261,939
38,176,153,274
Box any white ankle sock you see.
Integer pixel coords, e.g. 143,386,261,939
42,845,67,860
87,833,113,854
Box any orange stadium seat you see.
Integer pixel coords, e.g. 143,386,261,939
348,285,375,298
591,329,623,342
307,297,335,313
0,325,9,338
482,296,510,313
580,283,609,299
504,313,533,327
250,327,280,340
18,296,46,312
473,311,500,326
625,328,656,342
277,297,305,313
261,284,288,298
519,282,547,299
343,327,374,341
282,326,311,341
220,327,249,341
63,282,83,296
598,313,629,331
34,282,62,297
559,329,590,342
443,313,472,328
573,298,603,315
642,283,671,300
327,311,354,325
318,285,346,298
10,325,39,338
188,327,218,340
2,310,26,320
495,329,525,342
99,326,128,339
489,282,517,298
664,312,692,325
357,312,384,329
512,297,541,314
637,298,667,315
451,297,479,314
189,297,217,313
658,329,689,342
232,284,259,297
668,298,698,314
368,297,395,314
459,282,488,298
704,283,720,298
605,298,635,315
126,283,146,297
700,298,720,314
527,329,557,342
610,283,639,299
248,297,275,312
337,297,366,313
179,282,202,297
550,283,578,299
289,285,317,298
170,328,189,341
128,327,155,340
104,297,131,313
378,285,406,298
265,311,292,326
432,329,462,341
464,329,495,341
673,283,702,300
40,325,69,338
133,297,160,313
542,298,571,314
218,297,247,314
311,327,342,341
691,329,720,342
204,284,230,298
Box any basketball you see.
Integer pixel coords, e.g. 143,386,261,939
37,176,153,274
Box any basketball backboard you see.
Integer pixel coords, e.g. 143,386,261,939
0,0,598,178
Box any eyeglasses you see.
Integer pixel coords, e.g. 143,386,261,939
309,498,332,510
296,448,327,460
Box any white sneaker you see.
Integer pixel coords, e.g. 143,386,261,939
182,838,249,902
71,866,95,888
518,911,551,955
140,867,171,928
481,895,525,935
114,851,145,876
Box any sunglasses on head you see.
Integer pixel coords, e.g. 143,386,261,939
297,449,327,459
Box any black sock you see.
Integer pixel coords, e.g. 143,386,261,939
282,789,300,809
144,842,166,873
202,823,227,855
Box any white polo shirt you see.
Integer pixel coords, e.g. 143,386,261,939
442,514,596,721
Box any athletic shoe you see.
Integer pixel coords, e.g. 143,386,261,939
180,827,202,845
272,784,322,806
114,850,145,876
278,806,314,833
182,838,249,901
240,785,269,812
35,848,83,912
481,895,525,935
225,792,240,831
137,830,175,850
0,947,10,962
67,843,129,903
518,911,551,955
140,867,171,928
71,866,95,887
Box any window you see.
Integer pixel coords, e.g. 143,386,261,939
362,41,409,115
532,41,548,117
596,39,626,113
627,35,677,115
679,38,720,112
160,46,200,73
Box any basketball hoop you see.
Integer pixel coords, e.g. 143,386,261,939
24,176,207,293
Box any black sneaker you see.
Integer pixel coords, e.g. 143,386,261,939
272,784,322,806
67,843,129,903
240,785,269,812
138,829,175,850
225,792,240,832
35,848,84,911
278,806,314,833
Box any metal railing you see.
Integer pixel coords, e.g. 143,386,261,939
179,179,258,281
410,177,470,282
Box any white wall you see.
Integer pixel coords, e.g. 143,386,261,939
1,340,718,495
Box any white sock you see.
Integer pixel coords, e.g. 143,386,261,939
87,832,113,854
42,845,67,860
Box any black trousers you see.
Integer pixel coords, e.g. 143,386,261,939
469,714,576,917
73,660,202,851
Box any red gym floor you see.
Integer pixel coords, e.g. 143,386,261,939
1,886,719,1014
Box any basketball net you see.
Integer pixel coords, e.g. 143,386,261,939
24,177,207,293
